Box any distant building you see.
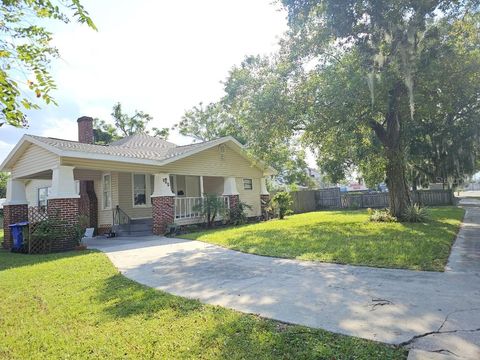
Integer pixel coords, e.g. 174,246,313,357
307,168,334,189
345,182,368,192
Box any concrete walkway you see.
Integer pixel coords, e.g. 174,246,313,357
87,200,480,360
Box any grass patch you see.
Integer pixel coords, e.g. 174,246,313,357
0,250,406,359
182,206,464,271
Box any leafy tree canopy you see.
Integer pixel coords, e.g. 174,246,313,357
0,172,9,198
176,56,312,187
180,1,480,217
1,0,96,127
94,102,169,144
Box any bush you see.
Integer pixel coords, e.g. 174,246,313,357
369,208,397,222
192,194,227,228
70,215,89,245
228,201,252,226
270,192,293,220
402,204,429,223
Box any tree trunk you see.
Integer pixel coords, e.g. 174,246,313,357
369,81,411,218
385,146,411,218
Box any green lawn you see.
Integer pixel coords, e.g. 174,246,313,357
182,206,464,271
0,250,405,359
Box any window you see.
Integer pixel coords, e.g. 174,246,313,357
38,187,49,207
243,178,253,190
133,174,147,206
102,174,112,210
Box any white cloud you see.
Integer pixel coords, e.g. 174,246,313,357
0,140,16,166
40,117,78,141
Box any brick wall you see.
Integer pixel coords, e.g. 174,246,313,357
152,196,174,235
77,116,94,144
2,204,28,249
47,198,79,251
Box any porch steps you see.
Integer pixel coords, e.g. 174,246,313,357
115,218,153,237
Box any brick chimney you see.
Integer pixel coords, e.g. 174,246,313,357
77,116,94,144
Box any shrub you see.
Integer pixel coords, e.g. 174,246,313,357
270,192,293,220
31,217,67,243
70,215,89,245
402,204,429,223
369,208,397,222
228,201,252,226
193,194,227,228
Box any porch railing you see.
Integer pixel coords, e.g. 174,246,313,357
112,205,131,234
174,196,230,225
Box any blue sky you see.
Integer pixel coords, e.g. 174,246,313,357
0,0,287,161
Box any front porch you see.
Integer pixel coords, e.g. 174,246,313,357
3,166,270,248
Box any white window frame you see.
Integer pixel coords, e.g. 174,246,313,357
37,187,49,207
102,173,112,210
75,180,80,195
132,173,152,208
243,178,253,190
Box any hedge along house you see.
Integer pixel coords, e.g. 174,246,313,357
1,116,274,250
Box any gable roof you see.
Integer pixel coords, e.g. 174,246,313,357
1,134,276,175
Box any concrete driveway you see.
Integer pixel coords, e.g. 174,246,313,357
87,201,480,359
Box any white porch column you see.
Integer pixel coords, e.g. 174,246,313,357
49,165,80,199
260,177,269,195
151,173,175,235
222,177,239,196
3,179,28,250
151,173,175,197
5,179,27,205
200,175,204,196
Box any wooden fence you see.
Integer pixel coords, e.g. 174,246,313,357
286,188,454,213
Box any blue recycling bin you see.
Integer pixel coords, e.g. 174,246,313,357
9,221,29,251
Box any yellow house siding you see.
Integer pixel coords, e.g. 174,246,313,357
61,157,159,173
73,169,102,181
117,172,152,219
203,176,223,195
11,144,59,178
236,177,261,217
161,146,263,178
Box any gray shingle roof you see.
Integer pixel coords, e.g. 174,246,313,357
27,134,213,162
108,133,176,148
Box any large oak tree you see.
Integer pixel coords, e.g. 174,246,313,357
280,0,479,217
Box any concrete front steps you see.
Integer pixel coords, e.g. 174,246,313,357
115,218,153,237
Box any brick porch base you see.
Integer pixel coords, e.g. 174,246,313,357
2,204,28,249
48,198,79,252
152,196,175,235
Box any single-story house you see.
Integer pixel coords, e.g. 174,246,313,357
1,116,273,250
